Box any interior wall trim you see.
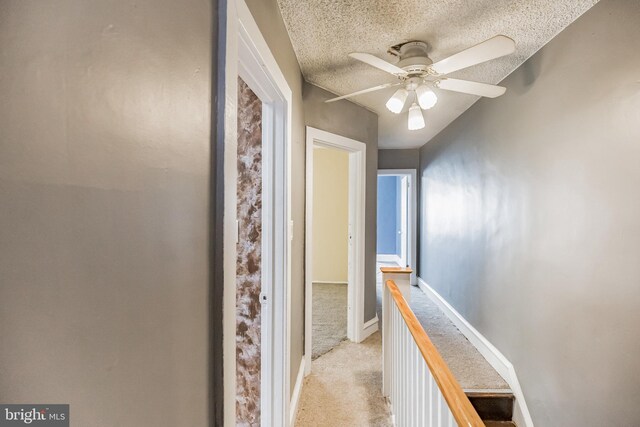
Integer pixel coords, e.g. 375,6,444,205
417,277,534,427
376,254,402,265
362,315,379,341
289,357,305,426
311,281,348,285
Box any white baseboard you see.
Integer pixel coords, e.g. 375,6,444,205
311,280,348,285
376,254,401,265
289,357,305,426
360,315,379,341
417,277,534,427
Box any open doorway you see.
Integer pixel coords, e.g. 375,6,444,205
228,2,293,425
377,170,417,285
310,147,349,359
305,127,367,375
235,76,264,426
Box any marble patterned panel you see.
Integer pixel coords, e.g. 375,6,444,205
236,77,262,426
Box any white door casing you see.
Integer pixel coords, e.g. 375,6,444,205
305,127,367,376
226,1,293,425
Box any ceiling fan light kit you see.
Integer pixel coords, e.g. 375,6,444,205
327,35,516,131
416,84,438,110
408,103,425,130
386,88,409,114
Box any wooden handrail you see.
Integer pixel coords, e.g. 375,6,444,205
386,279,484,427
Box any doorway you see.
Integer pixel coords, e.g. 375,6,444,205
235,76,264,426
310,146,349,359
377,170,417,285
227,1,293,425
305,127,366,375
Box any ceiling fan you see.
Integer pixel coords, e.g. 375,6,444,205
325,35,516,130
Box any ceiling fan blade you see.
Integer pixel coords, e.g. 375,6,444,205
437,78,506,98
349,53,408,76
430,35,515,75
325,82,403,103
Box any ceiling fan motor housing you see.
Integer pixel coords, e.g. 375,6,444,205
395,41,433,74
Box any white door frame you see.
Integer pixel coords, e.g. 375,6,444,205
398,175,408,267
224,1,292,425
377,169,417,285
305,127,367,375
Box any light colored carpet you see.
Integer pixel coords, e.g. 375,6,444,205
295,332,393,427
312,283,347,359
407,284,510,390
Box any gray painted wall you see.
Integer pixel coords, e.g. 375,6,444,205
303,82,379,323
378,149,420,170
418,0,640,425
0,0,212,425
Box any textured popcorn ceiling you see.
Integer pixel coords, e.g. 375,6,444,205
277,0,598,148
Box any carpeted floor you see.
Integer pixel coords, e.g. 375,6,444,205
408,284,509,390
312,283,348,359
295,332,393,426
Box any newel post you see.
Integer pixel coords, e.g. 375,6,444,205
381,266,413,398
381,267,413,302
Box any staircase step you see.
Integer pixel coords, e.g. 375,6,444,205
483,422,516,427
466,391,514,422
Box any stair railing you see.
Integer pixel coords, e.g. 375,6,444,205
383,279,484,427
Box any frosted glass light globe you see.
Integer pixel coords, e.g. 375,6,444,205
408,103,425,130
416,84,438,110
386,88,409,114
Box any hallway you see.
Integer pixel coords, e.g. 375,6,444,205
296,265,391,425
3,1,638,425
295,331,393,426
